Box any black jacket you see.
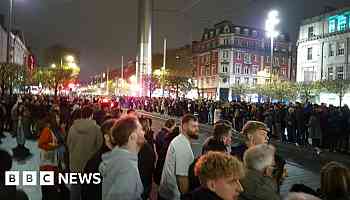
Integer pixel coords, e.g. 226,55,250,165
81,144,110,200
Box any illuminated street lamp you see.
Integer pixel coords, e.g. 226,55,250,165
265,10,280,82
65,55,75,63
51,64,57,68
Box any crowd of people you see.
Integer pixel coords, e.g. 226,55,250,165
120,96,350,154
0,94,349,200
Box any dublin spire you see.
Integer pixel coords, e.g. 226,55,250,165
137,0,153,96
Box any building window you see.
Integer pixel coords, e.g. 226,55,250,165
329,44,335,57
235,77,240,84
266,56,270,63
235,27,240,34
252,30,258,37
224,26,230,33
237,52,241,60
307,47,313,60
206,67,211,76
328,67,334,80
251,66,258,75
338,15,347,31
308,26,314,38
223,50,229,58
224,39,229,45
329,19,336,33
243,66,249,74
281,57,285,65
212,64,217,74
244,53,251,64
222,64,228,73
244,77,249,84
337,66,344,80
338,43,345,56
253,78,257,85
244,28,249,36
254,54,258,62
235,63,242,74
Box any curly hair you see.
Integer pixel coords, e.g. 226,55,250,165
194,151,245,184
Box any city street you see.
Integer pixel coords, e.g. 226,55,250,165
3,110,347,199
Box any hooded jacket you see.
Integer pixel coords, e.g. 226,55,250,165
67,119,103,173
99,147,143,200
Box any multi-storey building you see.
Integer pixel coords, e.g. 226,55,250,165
193,20,293,101
297,6,350,82
153,45,193,78
0,18,30,67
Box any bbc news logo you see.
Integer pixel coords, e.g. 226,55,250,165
5,171,102,186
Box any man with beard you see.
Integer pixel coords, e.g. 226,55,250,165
159,114,199,200
99,116,145,200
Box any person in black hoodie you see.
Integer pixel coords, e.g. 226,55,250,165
182,151,245,200
0,149,29,200
202,121,232,155
138,117,156,200
81,118,117,200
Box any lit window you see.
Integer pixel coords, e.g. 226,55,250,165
329,19,336,33
338,43,345,56
252,30,258,37
235,27,240,34
244,53,251,64
337,66,344,80
251,66,258,74
338,15,347,31
328,67,334,80
244,29,249,36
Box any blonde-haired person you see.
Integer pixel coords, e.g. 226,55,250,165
320,161,350,200
183,151,245,200
238,144,280,200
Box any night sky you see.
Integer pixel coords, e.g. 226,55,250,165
0,0,349,81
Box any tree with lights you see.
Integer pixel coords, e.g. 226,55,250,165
320,79,350,107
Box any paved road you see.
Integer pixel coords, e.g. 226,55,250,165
143,112,321,196
0,111,333,199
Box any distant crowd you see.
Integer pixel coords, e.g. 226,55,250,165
0,94,349,200
121,96,350,154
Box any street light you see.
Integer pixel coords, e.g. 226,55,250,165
265,10,280,82
51,64,57,68
65,55,75,63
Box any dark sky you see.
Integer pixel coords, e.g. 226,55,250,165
0,0,349,81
